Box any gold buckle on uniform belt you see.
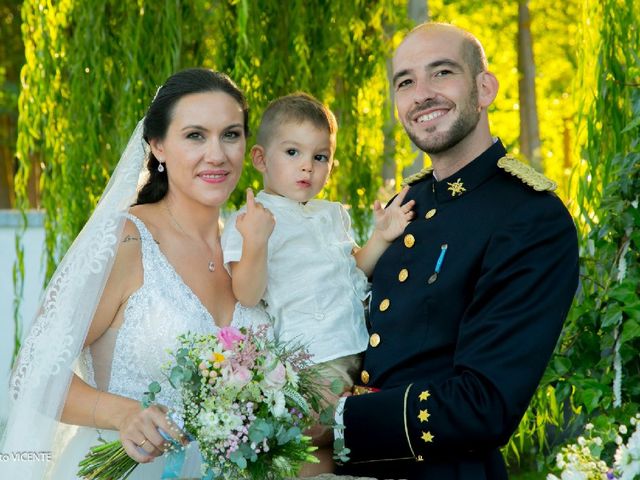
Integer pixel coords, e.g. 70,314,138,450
352,385,381,395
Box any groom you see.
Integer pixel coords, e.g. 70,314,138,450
335,22,579,479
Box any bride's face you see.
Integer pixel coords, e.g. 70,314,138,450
150,91,246,208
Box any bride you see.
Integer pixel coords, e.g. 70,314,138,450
1,68,267,478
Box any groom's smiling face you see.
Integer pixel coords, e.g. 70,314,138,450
149,91,246,208
392,26,482,155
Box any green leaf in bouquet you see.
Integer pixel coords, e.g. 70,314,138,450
176,347,190,360
169,366,184,387
276,426,301,445
239,443,258,462
141,391,155,408
282,386,310,415
181,368,193,382
319,406,335,426
330,379,345,396
248,419,273,443
333,438,351,463
141,381,161,408
229,449,247,469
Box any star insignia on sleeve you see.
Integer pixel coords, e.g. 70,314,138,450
418,409,430,422
421,431,434,443
418,390,431,401
447,178,466,197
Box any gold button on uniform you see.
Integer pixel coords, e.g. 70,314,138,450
370,333,381,347
379,298,390,311
404,234,415,248
361,370,370,384
425,208,437,219
398,268,409,282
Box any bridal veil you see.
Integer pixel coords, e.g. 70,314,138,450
1,120,147,478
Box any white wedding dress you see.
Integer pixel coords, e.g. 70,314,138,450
48,213,267,479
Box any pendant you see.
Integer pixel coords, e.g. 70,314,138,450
208,261,215,272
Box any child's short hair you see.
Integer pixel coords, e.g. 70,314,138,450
256,92,337,148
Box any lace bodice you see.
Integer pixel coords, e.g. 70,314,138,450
91,214,218,411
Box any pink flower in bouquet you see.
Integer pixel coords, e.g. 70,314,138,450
263,361,287,389
217,326,245,350
227,365,253,388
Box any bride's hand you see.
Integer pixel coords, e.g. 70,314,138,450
118,404,186,463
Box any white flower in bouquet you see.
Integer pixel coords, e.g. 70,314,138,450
285,362,300,386
264,389,288,418
262,357,287,390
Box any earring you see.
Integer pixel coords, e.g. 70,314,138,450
157,162,165,173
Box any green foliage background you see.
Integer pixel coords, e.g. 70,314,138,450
6,0,640,475
544,0,640,472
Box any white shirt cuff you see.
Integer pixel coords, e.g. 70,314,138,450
334,397,347,440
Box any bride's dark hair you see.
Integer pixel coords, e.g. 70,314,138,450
136,68,249,205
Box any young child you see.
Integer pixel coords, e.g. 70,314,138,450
220,92,414,474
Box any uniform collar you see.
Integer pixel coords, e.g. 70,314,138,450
432,139,507,203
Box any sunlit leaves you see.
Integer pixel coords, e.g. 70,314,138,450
211,0,409,242
429,0,580,200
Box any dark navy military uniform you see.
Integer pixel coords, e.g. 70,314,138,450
338,140,579,479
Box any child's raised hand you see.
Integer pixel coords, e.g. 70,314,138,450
373,185,415,243
235,189,275,244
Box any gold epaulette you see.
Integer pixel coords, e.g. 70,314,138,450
497,156,557,192
401,167,434,187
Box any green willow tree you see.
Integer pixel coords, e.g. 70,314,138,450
206,0,414,241
553,0,640,433
505,0,640,471
0,0,22,209
13,0,210,360
427,0,581,199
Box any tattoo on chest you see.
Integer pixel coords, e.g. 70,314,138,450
122,234,160,245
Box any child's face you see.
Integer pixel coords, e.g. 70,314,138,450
254,121,334,203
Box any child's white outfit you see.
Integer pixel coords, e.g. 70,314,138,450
221,191,369,365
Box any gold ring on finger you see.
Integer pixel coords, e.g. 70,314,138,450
137,439,148,448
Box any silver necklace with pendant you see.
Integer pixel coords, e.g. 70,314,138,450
165,204,216,272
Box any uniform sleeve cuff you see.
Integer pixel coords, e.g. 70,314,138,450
343,386,415,462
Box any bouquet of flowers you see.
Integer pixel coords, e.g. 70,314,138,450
78,324,338,479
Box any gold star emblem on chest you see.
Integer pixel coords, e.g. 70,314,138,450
418,409,430,422
447,178,466,197
418,390,431,401
421,431,435,443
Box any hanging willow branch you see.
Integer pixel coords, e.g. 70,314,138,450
13,0,210,360
209,0,412,243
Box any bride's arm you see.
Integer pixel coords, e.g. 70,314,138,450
64,375,179,463
60,219,184,462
